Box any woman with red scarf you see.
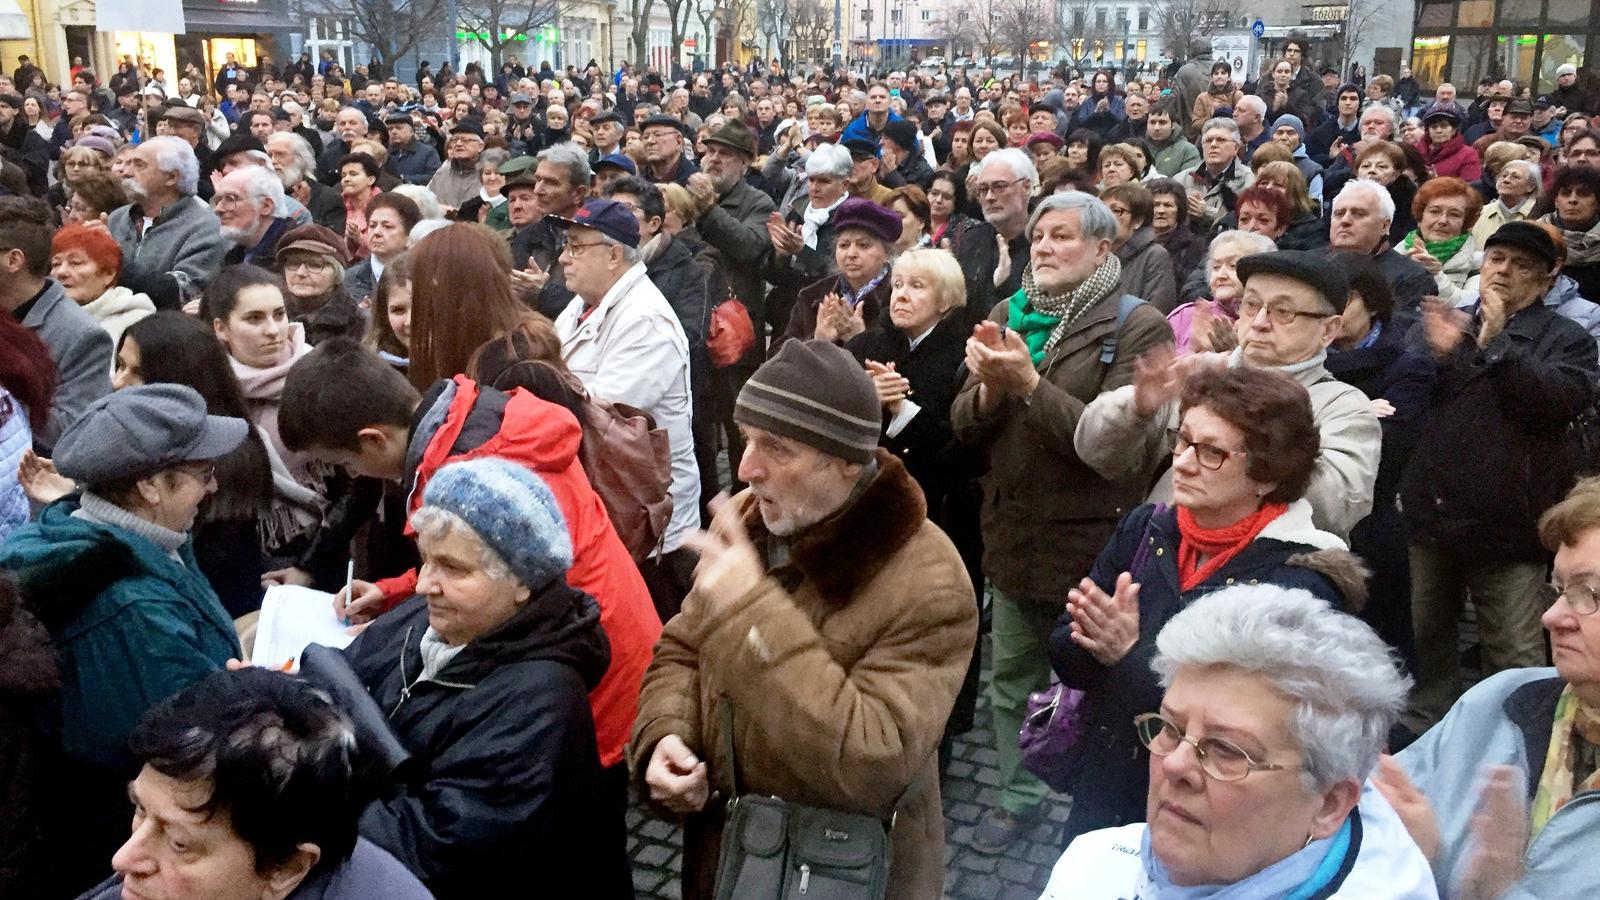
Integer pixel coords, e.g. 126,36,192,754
1045,366,1369,844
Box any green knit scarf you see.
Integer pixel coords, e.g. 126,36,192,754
1402,229,1471,265
1007,255,1124,365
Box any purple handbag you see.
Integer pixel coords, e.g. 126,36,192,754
1018,505,1167,791
1018,681,1090,791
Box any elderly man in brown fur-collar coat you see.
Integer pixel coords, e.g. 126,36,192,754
629,339,977,900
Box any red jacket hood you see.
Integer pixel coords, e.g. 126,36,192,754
410,376,582,520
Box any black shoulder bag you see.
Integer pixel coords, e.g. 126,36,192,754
711,699,905,900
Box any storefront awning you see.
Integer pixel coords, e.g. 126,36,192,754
98,2,188,34
0,0,31,41
182,5,290,32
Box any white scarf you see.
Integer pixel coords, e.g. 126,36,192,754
802,193,847,250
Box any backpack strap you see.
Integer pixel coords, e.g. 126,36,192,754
1100,294,1146,364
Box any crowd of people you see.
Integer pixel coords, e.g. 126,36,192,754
2,37,1600,900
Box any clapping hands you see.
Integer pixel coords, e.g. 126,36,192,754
814,292,866,343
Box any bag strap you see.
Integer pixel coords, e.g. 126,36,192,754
719,696,927,828
1127,502,1170,577
720,696,743,799
1099,294,1146,364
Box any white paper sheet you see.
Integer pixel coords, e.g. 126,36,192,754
250,585,356,671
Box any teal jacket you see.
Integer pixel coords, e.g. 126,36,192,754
0,496,239,771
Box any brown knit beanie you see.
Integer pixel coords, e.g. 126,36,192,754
734,340,881,464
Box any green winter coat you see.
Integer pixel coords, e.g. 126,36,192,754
0,496,239,771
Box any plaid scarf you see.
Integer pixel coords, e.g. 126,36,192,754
1007,254,1123,365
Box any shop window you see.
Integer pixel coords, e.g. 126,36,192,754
1455,0,1495,27
1540,34,1586,88
1450,33,1496,84
1497,34,1538,87
1411,36,1449,89
1499,0,1543,26
1547,0,1589,26
1416,3,1453,28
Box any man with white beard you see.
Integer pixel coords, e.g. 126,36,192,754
214,165,293,268
266,131,345,232
105,136,226,310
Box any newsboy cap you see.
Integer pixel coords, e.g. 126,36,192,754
54,384,249,486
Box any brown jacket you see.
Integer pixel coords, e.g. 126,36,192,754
629,451,977,900
950,287,1175,602
1191,86,1245,135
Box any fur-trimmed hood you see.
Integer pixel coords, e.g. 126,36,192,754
738,448,927,605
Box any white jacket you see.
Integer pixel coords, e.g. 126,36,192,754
554,262,700,554
1040,784,1439,899
80,285,156,367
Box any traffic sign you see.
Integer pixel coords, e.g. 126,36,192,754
1251,19,1265,38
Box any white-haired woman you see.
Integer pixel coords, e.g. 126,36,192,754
846,247,969,516
764,141,853,337
1042,584,1437,899
1167,229,1275,355
1472,158,1541,245
338,457,628,897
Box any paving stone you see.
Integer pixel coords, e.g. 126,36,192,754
956,852,1000,873
946,801,982,824
630,867,666,893
997,858,1039,884
633,842,675,869
944,759,975,779
637,817,678,841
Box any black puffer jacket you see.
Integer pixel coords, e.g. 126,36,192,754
345,584,623,900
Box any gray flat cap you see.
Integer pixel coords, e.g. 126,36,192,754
55,384,249,485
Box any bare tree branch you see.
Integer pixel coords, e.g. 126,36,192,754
457,0,570,73
996,0,1058,68
1141,0,1240,62
303,0,449,72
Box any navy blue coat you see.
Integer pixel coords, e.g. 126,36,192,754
345,583,623,899
1047,501,1355,838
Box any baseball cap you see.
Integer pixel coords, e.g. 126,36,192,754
549,197,640,248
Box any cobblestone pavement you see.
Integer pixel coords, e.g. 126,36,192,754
625,637,1071,900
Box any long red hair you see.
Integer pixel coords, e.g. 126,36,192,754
0,314,57,431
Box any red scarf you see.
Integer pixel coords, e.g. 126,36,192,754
1175,502,1289,592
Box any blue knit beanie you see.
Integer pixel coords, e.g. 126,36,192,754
420,458,573,588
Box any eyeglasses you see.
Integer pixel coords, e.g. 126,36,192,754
562,240,610,257
175,461,217,487
1548,580,1600,615
1167,428,1247,470
1134,713,1288,782
976,177,1027,197
1237,296,1336,326
284,258,331,273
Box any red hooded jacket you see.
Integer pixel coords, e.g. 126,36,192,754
374,376,661,768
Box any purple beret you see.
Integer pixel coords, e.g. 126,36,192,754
830,198,901,244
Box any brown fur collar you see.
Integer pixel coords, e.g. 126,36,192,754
739,449,928,604
1287,549,1371,614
